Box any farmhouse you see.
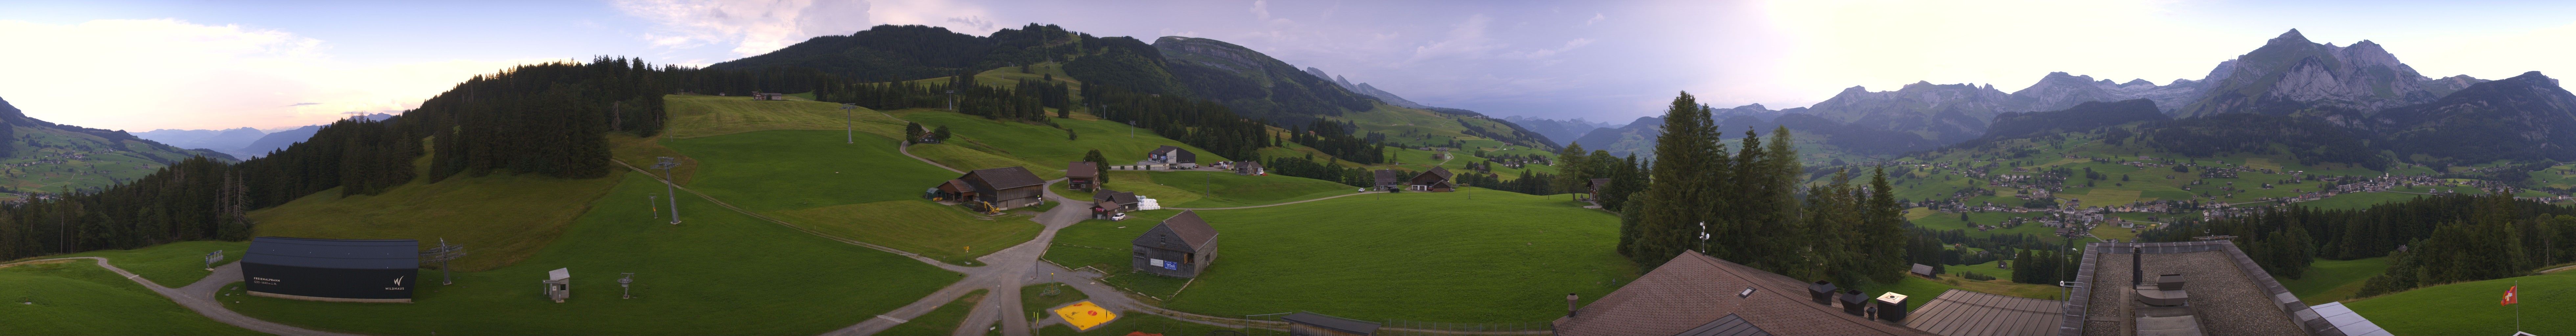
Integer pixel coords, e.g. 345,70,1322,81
241,237,421,303
1092,189,1141,218
1587,178,1611,202
1147,145,1198,166
1232,160,1265,176
1067,161,1100,191
1409,167,1456,192
1372,170,1404,191
1554,250,1934,335
1131,210,1219,278
947,167,1047,211
751,92,786,100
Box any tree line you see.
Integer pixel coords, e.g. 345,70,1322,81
2140,193,2576,295
1614,92,1913,288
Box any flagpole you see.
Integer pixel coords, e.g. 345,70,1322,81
2515,280,2521,333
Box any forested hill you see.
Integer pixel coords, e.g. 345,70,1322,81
707,23,1557,150
0,97,236,195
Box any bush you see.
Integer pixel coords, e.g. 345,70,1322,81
1960,271,1997,281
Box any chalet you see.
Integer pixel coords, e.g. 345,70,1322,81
1067,161,1100,191
1372,170,1404,191
752,92,786,100
1094,189,1141,213
1132,210,1219,278
1232,160,1264,176
1409,167,1456,192
1147,145,1198,166
948,167,1047,211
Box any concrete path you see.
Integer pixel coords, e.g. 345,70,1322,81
1,257,366,336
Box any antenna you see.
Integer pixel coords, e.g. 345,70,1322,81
652,157,682,224
418,238,468,285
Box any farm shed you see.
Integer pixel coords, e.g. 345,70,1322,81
1131,210,1219,278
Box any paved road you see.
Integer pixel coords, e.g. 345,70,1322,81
824,178,1090,336
1,257,365,336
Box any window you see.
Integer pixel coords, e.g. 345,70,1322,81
1737,287,1755,298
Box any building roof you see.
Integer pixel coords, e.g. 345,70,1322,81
1678,313,1774,336
1282,311,1381,335
1903,289,2064,336
1416,167,1455,182
1149,145,1197,162
1554,250,1935,336
1094,189,1139,205
547,268,570,281
1235,160,1262,170
1911,264,1934,276
1067,161,1099,178
2307,302,2391,336
243,237,420,270
1591,178,1612,188
2066,241,2343,336
1374,169,1403,186
1134,210,1218,253
961,166,1045,191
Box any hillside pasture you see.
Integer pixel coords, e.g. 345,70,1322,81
660,94,905,139
1046,188,1637,323
1092,170,1353,208
0,260,263,335
41,240,249,287
2348,271,2576,335
224,174,956,335
248,172,622,272
2281,257,2389,304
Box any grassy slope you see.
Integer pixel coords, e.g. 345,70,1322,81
662,130,1038,265
0,261,263,336
2281,257,2390,304
223,174,955,335
1085,170,1352,208
2348,271,2576,336
660,94,907,140
879,289,988,336
1046,188,1636,323
0,125,224,196
1035,310,1236,336
41,240,249,287
249,170,622,272
894,109,1231,169
1022,283,1089,321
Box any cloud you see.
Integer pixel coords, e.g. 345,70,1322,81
1503,38,1593,60
1585,13,1606,26
0,19,556,130
1251,0,1272,20
1404,14,1504,64
613,0,876,56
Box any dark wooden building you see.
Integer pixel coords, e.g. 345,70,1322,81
1067,161,1101,191
1284,311,1382,336
1132,210,1219,278
1372,169,1404,191
1148,145,1198,165
1409,167,1456,192
1233,160,1265,176
1092,189,1141,219
1587,178,1611,202
950,167,1046,211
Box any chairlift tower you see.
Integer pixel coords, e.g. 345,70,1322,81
946,90,957,111
419,238,468,285
652,157,682,224
840,103,859,143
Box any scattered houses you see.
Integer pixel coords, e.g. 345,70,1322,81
1132,210,1219,278
1232,160,1265,176
751,92,787,100
1067,161,1100,191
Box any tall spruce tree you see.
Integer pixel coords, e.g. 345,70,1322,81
1624,92,1727,266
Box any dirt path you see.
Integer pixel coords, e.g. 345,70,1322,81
901,143,966,174
0,257,366,336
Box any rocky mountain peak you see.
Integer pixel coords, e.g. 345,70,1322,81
2121,79,2155,87
2268,29,2310,46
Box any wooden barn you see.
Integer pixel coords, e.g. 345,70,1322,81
1372,170,1404,191
1587,178,1611,202
1067,161,1101,191
1092,189,1141,219
949,167,1046,211
1147,145,1197,165
1132,210,1219,278
1409,167,1456,192
1232,160,1264,176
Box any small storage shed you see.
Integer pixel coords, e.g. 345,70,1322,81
542,268,571,303
1132,210,1219,278
1067,161,1101,190
1283,311,1381,336
1910,263,1935,278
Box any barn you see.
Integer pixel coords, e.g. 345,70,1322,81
241,237,420,303
1067,161,1101,191
951,167,1047,211
1132,210,1219,278
1147,145,1198,166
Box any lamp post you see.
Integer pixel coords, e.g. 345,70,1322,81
652,157,682,224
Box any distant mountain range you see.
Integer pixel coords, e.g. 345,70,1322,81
1573,29,2562,166
0,96,238,194
1502,116,1623,146
136,113,392,158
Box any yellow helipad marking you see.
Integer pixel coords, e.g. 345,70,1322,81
1053,301,1116,331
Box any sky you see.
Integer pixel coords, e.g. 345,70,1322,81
4,0,2576,131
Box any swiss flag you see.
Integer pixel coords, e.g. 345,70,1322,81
2503,285,2519,305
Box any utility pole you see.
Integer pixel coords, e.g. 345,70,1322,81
841,103,858,144
653,157,682,224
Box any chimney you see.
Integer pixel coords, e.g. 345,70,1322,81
2131,247,2144,286
1566,293,1579,318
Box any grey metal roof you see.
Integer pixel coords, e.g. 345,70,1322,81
2066,241,2342,336
1903,289,2064,336
243,237,420,270
1133,210,1217,253
1094,189,1138,205
1281,311,1380,335
962,166,1045,191
2308,302,2391,336
1677,313,1774,336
